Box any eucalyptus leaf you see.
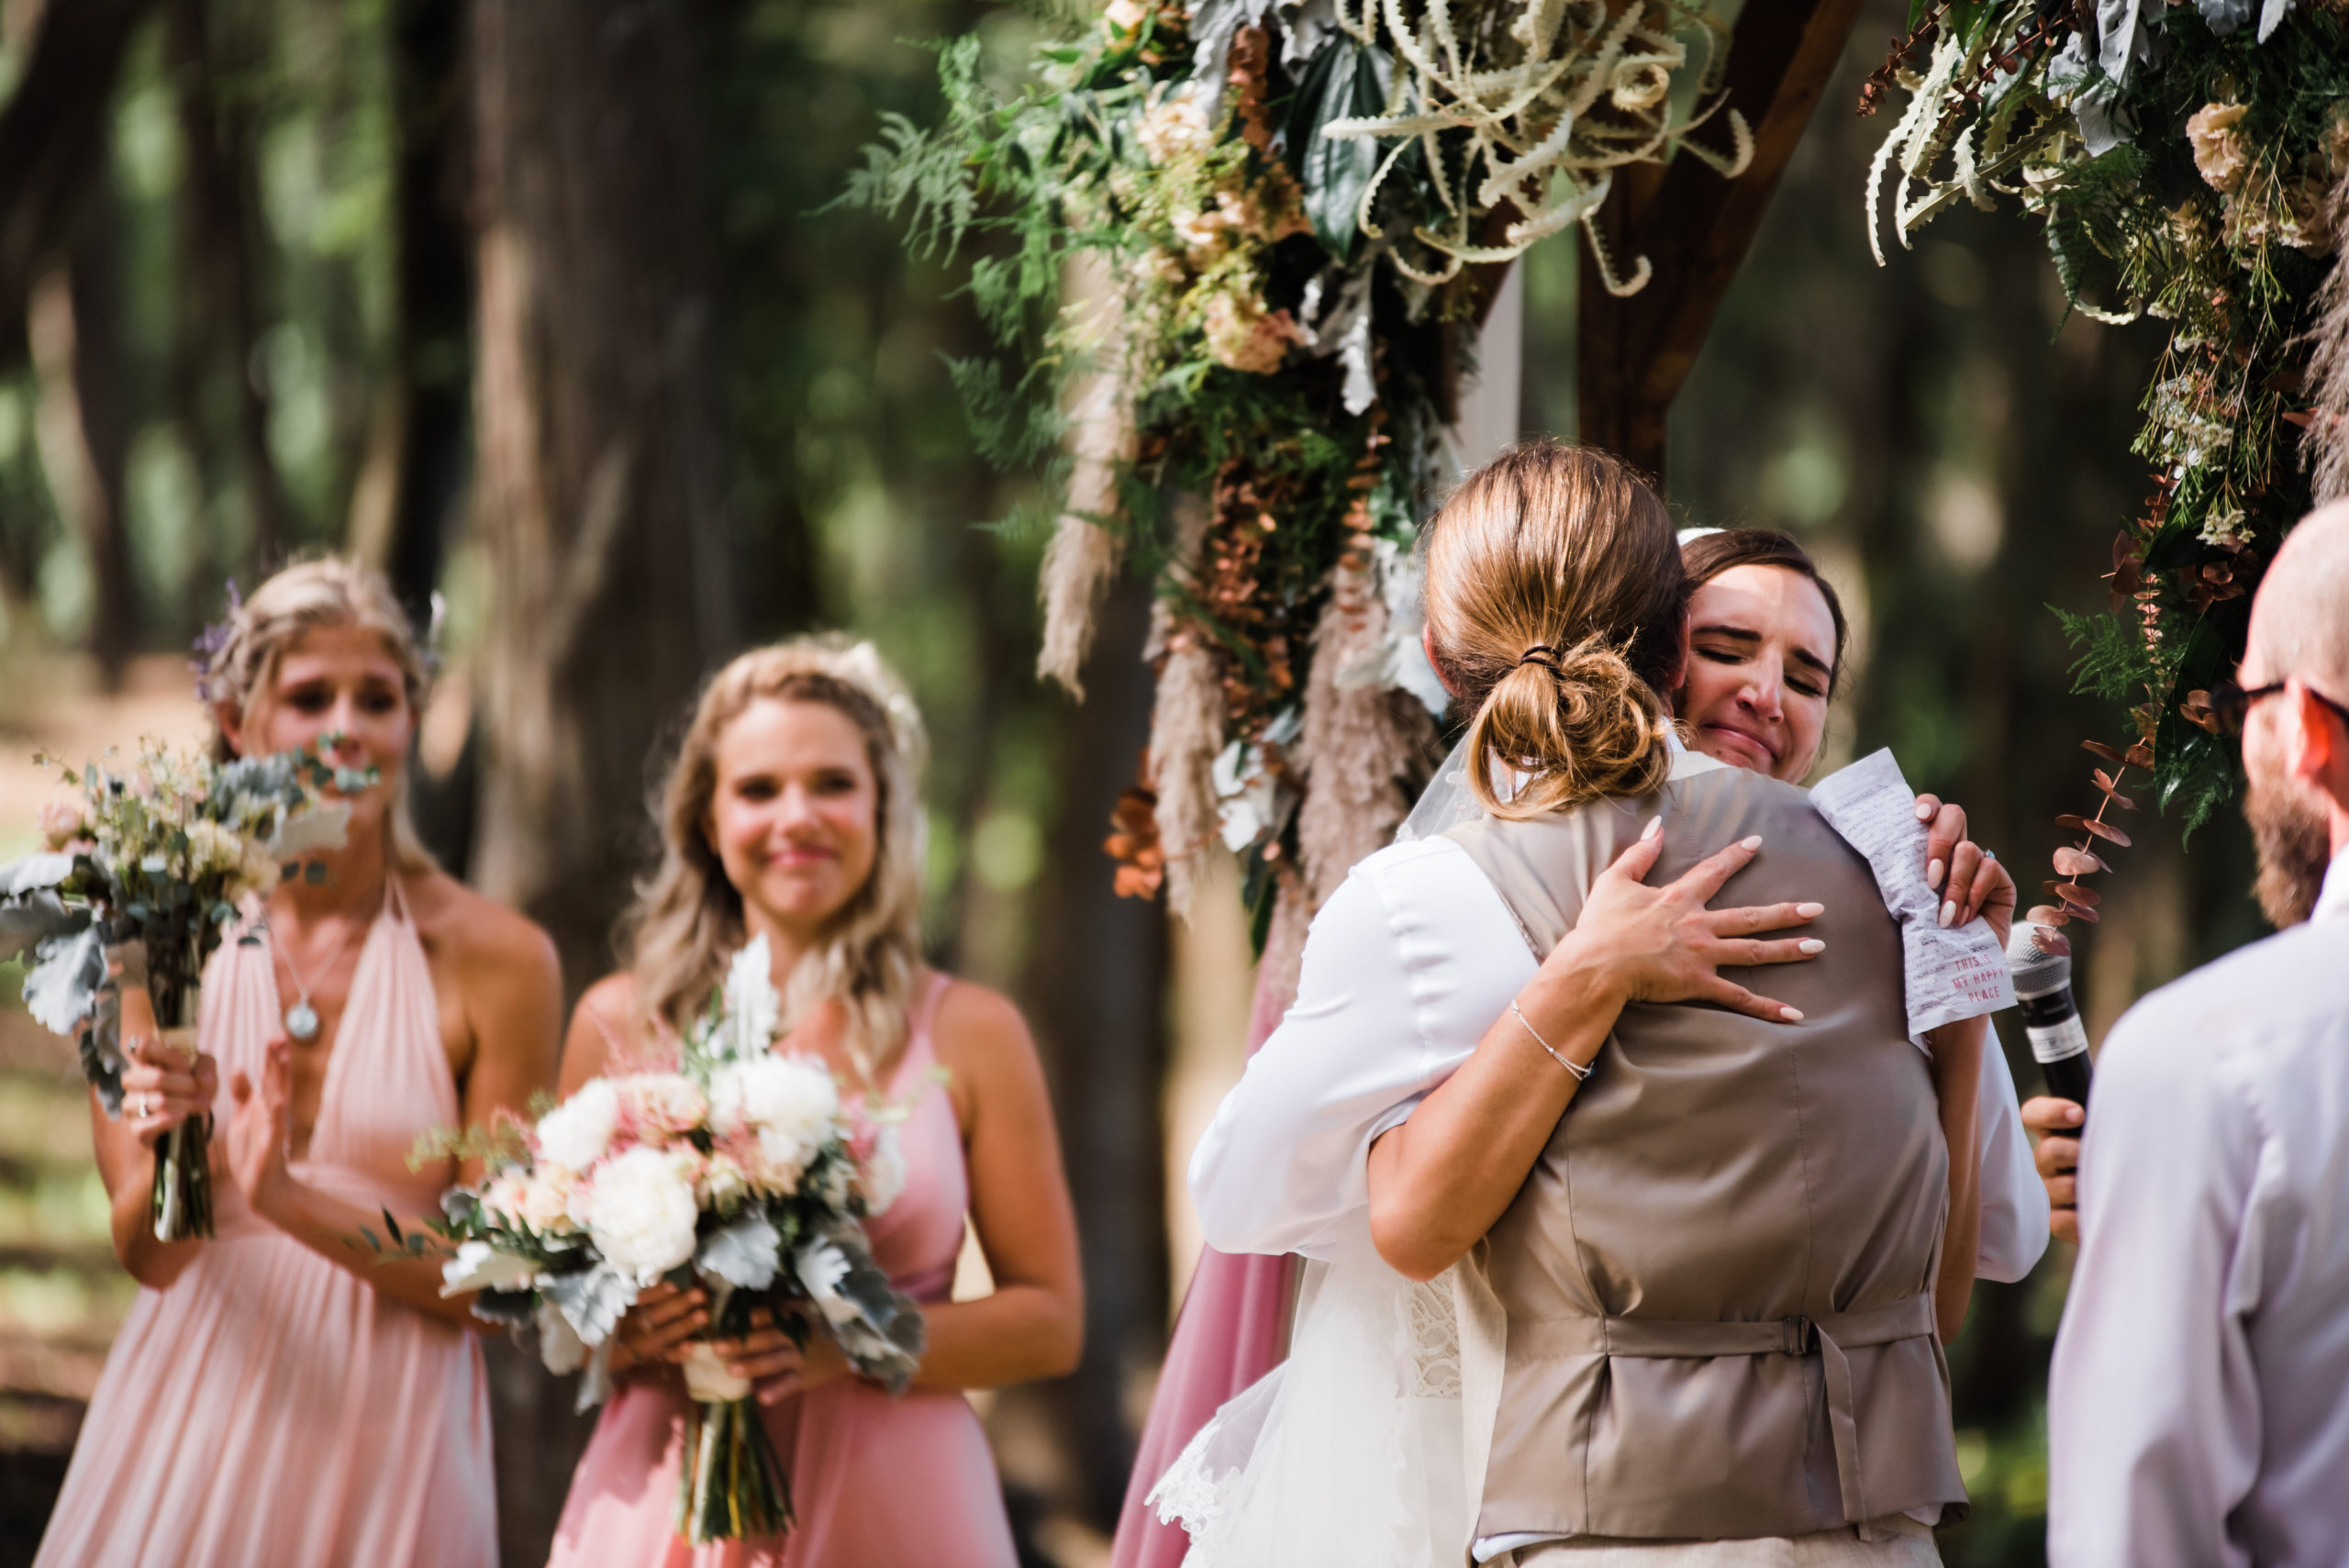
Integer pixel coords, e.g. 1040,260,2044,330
695,1211,783,1292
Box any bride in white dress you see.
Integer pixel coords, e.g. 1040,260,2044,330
1155,465,2044,1565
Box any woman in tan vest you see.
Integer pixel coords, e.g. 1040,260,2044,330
1175,445,2003,1564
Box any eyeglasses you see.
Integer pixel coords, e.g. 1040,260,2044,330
2206,677,2349,738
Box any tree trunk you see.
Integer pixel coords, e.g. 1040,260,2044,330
466,1,738,1553
465,3,739,1556
169,0,291,568
1014,573,1172,1529
25,168,135,686
380,0,472,618
0,0,158,352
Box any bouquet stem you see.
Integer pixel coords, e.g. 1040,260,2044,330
151,1116,214,1241
149,1007,212,1243
678,1343,791,1543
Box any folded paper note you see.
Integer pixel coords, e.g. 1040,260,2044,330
1811,748,2013,1044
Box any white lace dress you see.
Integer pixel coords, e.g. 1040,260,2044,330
1150,1218,1468,1566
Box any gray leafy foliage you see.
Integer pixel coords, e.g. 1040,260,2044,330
796,1229,925,1395
78,986,125,1116
0,852,75,898
542,1263,637,1348
0,890,82,964
695,1211,783,1293
25,925,106,1038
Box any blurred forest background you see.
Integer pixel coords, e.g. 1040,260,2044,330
0,0,2275,1564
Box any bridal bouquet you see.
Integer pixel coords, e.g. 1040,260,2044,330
0,740,367,1240
429,937,922,1544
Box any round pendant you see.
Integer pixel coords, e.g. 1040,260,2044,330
284,1001,321,1042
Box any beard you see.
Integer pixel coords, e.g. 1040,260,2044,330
2245,773,2332,929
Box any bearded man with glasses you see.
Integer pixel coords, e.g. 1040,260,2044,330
2043,504,2349,1568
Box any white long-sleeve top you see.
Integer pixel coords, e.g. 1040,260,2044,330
2046,846,2349,1568
1188,829,2051,1282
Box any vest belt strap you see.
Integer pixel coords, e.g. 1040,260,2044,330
1510,1294,1938,1529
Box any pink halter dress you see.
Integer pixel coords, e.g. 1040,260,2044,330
35,885,496,1567
547,973,1019,1568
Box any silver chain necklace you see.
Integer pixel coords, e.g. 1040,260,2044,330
271,891,380,1042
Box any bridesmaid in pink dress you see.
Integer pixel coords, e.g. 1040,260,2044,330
547,637,1084,1567
36,562,562,1568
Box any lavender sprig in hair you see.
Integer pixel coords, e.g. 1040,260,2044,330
188,579,241,704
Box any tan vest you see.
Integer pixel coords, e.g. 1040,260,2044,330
1446,759,1965,1547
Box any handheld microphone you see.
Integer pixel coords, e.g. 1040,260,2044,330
2006,922,2091,1115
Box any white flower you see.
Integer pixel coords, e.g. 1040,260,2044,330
536,1078,621,1174
1137,86,1212,164
2186,102,2249,195
440,1240,539,1297
614,1073,708,1140
518,1168,580,1232
719,936,781,1061
858,1125,907,1217
697,1153,751,1211
266,800,352,862
184,819,245,879
707,1055,841,1192
581,1146,702,1285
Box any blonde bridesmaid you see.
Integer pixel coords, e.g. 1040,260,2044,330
547,636,1083,1567
35,560,562,1568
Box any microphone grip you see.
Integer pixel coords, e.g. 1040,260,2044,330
2018,984,2092,1128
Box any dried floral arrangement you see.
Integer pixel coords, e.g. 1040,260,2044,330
846,0,1749,963
1863,0,2349,948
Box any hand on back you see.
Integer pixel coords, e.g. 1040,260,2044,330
1557,821,1827,1025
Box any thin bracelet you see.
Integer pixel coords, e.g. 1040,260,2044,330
1511,999,1593,1082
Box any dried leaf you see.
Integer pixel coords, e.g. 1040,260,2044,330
2062,901,2101,923
2124,743,2154,768
2091,770,2139,810
2054,882,2101,906
2031,926,2074,957
2081,740,2124,764
2053,846,2109,876
2054,813,2090,832
2080,818,2133,848
2026,904,2070,927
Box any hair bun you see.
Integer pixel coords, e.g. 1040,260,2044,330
1465,634,1673,818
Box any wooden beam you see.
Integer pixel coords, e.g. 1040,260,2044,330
1579,0,1866,477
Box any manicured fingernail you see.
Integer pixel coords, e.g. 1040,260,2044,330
1939,900,1957,928
1741,835,1763,851
1779,1006,1805,1022
1799,939,1825,954
1915,801,1934,820
1641,816,1661,840
1796,902,1825,918
1926,859,1944,890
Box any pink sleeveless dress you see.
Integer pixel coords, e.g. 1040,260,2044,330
35,887,496,1567
548,974,1019,1568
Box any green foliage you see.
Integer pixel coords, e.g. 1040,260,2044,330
1874,3,2349,818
